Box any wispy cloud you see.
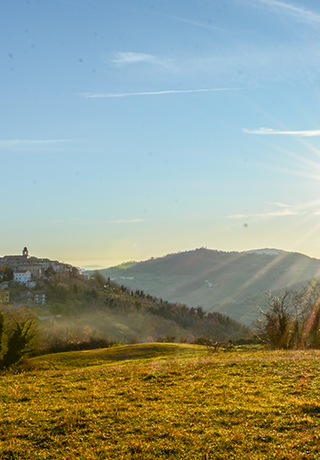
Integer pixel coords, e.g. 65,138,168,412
166,15,229,33
80,87,241,99
109,52,155,65
109,219,144,224
0,139,72,149
246,0,320,25
166,14,254,38
268,202,293,208
243,127,320,137
83,218,145,225
228,209,301,219
106,52,174,69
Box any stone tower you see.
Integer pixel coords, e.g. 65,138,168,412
22,247,29,257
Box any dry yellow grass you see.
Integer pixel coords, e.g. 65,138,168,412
1,344,320,459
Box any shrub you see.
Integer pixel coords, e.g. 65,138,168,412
156,335,176,343
0,317,35,369
258,280,320,349
41,335,116,354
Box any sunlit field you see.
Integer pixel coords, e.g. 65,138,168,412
1,344,320,459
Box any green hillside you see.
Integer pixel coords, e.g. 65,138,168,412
1,343,320,459
99,248,320,324
34,343,199,370
6,270,250,349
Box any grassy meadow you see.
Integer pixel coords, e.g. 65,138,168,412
1,344,320,459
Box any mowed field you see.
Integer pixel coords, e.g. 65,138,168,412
1,344,320,459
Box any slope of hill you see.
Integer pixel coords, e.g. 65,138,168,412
8,271,250,347
3,345,320,459
99,248,320,324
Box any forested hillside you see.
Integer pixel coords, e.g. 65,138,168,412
99,248,320,324
6,271,251,349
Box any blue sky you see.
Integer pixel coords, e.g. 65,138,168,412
2,0,320,267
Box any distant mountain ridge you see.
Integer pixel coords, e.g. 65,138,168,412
245,248,286,256
98,248,320,325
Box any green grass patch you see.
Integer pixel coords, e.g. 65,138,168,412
33,343,203,369
1,344,320,459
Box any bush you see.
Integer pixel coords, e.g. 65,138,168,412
193,336,215,346
258,280,320,349
41,335,116,354
156,335,176,343
0,309,36,369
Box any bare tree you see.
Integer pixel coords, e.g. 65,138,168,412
258,290,295,349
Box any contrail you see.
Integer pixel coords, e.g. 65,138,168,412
243,127,320,137
80,88,241,98
253,0,320,25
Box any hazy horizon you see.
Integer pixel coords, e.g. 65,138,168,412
1,244,317,272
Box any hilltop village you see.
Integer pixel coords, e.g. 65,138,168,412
0,247,81,306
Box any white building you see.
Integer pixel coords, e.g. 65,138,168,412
14,270,31,284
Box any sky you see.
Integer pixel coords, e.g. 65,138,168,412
2,0,320,268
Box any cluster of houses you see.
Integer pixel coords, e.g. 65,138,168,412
0,247,80,306
0,247,76,284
